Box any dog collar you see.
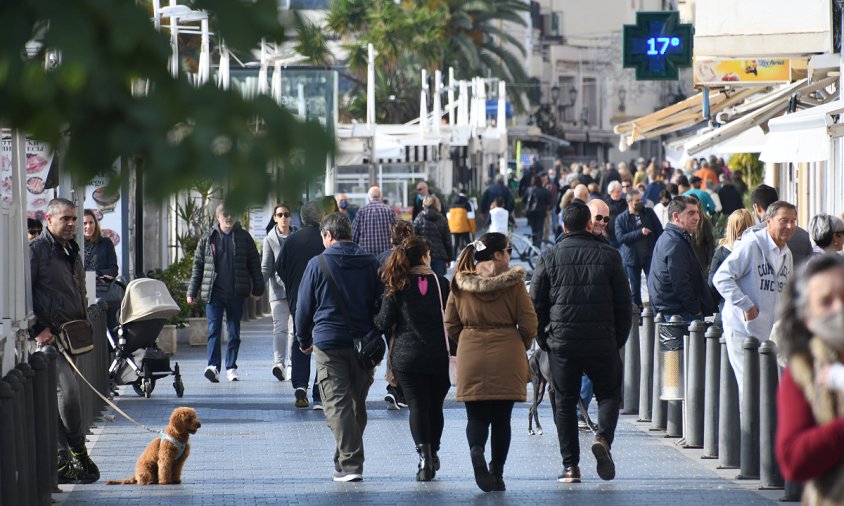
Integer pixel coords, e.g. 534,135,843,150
160,431,186,460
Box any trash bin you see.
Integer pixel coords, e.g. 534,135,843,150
659,321,687,400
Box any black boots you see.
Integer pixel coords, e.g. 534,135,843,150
416,443,434,481
469,446,495,492
488,461,506,491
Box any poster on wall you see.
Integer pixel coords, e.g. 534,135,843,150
0,136,55,220
694,58,791,86
83,160,123,272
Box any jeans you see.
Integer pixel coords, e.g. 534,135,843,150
270,300,292,366
206,294,245,371
290,312,321,402
314,346,375,474
548,352,622,468
578,375,594,413
624,263,650,308
394,370,450,450
465,400,515,470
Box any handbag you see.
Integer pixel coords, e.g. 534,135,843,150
430,274,458,387
55,319,94,355
318,256,386,369
96,278,123,309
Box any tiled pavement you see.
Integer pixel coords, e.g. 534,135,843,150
55,316,781,505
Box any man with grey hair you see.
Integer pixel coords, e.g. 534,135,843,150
605,180,627,248
276,200,328,408
808,213,844,254
30,198,99,483
614,190,662,310
352,186,396,256
296,212,383,482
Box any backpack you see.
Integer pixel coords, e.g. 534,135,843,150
525,188,539,213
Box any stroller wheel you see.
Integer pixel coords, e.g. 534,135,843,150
174,378,185,398
131,380,144,397
142,378,156,398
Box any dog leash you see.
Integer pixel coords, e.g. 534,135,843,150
56,346,161,435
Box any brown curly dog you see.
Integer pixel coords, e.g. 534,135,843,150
106,407,201,485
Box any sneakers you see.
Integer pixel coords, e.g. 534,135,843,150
396,393,408,409
577,413,591,430
312,402,324,411
204,366,220,383
272,363,285,381
469,446,495,492
592,437,616,481
558,465,581,483
332,471,363,482
58,457,97,484
226,368,240,382
294,387,309,408
71,447,100,481
384,393,400,410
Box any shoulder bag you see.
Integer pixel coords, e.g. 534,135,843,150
55,319,94,355
318,256,386,369
430,274,458,386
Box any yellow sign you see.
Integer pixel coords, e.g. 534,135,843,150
693,58,791,85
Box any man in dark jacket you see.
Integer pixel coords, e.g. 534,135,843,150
599,162,621,196
30,198,100,484
716,175,744,216
188,204,263,383
530,201,632,484
615,190,663,310
275,200,326,408
296,212,383,482
479,177,515,215
647,196,716,322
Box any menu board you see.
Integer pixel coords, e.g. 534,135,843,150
0,136,54,220
83,160,123,272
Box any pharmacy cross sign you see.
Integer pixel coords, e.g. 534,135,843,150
623,11,693,81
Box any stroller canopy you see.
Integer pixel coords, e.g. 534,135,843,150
119,278,181,325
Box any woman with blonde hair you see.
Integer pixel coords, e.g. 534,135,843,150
444,232,537,492
708,208,755,320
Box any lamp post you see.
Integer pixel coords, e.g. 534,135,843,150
618,87,627,113
551,84,561,122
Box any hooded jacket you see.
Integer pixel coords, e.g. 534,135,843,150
413,208,454,262
295,241,383,350
713,226,792,340
187,223,264,302
648,223,716,317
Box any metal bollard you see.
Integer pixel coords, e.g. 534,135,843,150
665,315,685,438
638,306,655,422
702,324,722,459
738,336,760,480
783,480,803,502
718,335,740,469
759,340,784,489
17,363,40,504
685,320,706,448
622,303,640,414
0,380,18,506
30,352,52,506
43,345,59,491
6,371,32,506
650,313,667,431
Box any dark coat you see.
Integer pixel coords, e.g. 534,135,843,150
413,209,453,262
524,185,550,217
647,223,716,317
87,237,118,277
30,230,88,336
615,208,663,267
480,183,515,214
188,223,263,302
600,169,621,195
605,196,628,246
374,273,450,375
530,231,632,357
717,183,744,216
275,225,325,314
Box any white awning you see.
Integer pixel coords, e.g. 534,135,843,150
759,99,844,163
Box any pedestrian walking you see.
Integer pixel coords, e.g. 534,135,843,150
352,186,396,256
295,213,383,482
188,204,263,383
262,203,297,381
444,232,537,492
605,181,627,248
413,181,433,221
531,201,632,484
448,186,476,256
775,254,844,504
375,236,451,481
30,198,100,484
523,175,550,248
614,190,662,311
487,197,510,235
412,195,453,276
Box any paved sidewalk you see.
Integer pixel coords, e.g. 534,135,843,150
54,316,780,505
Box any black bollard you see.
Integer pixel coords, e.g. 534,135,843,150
650,313,667,431
30,352,52,506
759,340,783,489
738,336,760,480
702,325,722,459
665,316,685,438
685,320,706,448
783,480,803,502
718,336,740,469
17,363,40,505
639,306,655,422
622,303,641,414
42,345,59,491
6,371,31,506
0,380,17,506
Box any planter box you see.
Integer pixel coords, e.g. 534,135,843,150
187,317,227,346
157,325,178,355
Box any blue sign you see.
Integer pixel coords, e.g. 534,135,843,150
623,11,693,81
486,100,513,119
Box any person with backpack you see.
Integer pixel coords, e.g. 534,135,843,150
524,174,550,248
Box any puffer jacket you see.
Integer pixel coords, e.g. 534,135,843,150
444,266,537,402
413,209,453,262
448,194,475,234
187,223,264,301
648,223,716,317
30,230,88,336
374,272,451,375
530,231,632,357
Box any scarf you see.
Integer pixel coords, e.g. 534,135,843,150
83,240,96,272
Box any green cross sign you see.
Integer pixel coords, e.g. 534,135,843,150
623,11,693,81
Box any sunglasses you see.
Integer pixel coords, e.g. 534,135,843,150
504,247,512,255
275,212,291,218
594,215,611,223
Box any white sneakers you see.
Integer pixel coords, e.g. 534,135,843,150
204,366,220,383
226,368,240,381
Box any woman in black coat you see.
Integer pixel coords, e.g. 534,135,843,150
374,236,450,482
413,195,453,276
83,209,119,330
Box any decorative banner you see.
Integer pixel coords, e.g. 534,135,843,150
1,136,55,219
694,58,791,86
84,160,123,273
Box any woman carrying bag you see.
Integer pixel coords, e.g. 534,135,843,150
374,236,451,482
82,209,119,332
444,232,537,492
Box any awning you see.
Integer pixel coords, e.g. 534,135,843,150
760,99,844,163
664,126,768,167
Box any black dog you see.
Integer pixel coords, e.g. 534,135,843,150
528,347,596,435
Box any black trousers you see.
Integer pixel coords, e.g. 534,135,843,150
548,351,622,468
527,213,544,248
394,370,450,450
464,400,515,469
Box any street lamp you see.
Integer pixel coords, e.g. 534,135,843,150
618,87,627,113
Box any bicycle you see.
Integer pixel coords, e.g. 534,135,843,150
509,232,548,270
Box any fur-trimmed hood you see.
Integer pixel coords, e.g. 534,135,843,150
454,265,527,297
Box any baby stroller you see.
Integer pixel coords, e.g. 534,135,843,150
107,278,185,398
